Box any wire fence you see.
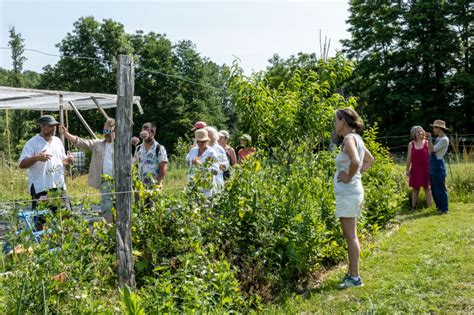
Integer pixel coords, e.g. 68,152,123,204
0,46,473,211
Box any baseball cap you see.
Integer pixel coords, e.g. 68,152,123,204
191,121,207,131
38,115,60,125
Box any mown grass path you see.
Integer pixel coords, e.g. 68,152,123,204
274,203,473,314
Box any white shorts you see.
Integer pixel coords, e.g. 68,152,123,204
335,193,364,218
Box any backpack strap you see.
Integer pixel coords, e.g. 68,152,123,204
155,143,161,158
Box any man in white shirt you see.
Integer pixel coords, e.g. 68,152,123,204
59,118,116,222
18,115,73,212
428,119,450,213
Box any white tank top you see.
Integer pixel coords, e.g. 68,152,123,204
334,133,366,196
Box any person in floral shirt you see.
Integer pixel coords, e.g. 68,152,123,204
133,122,168,189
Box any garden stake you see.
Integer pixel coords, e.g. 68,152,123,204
42,280,48,314
16,281,25,315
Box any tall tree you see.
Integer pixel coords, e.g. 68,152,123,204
342,1,473,146
40,16,230,153
8,26,27,87
40,16,133,134
2,28,40,155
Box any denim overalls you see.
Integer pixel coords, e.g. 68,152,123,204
429,139,449,212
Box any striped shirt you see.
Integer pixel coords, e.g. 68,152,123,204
433,136,449,159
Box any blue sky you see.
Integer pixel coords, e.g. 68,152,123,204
0,0,350,74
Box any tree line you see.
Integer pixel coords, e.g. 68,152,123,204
0,17,230,156
342,1,473,146
1,1,472,155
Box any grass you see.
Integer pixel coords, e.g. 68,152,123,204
0,163,188,208
271,202,474,313
0,160,472,313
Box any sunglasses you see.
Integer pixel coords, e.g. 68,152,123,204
103,129,114,134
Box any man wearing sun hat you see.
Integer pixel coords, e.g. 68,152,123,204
18,115,73,212
427,119,450,214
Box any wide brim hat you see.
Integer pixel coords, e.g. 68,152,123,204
240,134,252,143
195,129,210,141
430,119,449,131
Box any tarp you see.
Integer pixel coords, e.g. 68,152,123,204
0,86,141,111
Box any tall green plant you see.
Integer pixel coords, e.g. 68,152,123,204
229,54,356,163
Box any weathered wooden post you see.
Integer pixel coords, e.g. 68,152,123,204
59,94,65,144
115,54,135,289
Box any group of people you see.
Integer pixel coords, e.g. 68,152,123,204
185,121,255,196
17,116,255,221
333,110,451,289
405,120,450,213
17,110,450,290
19,116,169,223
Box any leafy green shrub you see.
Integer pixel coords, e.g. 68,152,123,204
0,209,117,313
130,171,248,313
200,150,343,298
447,147,474,203
361,125,406,231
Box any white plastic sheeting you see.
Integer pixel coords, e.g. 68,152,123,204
0,86,141,111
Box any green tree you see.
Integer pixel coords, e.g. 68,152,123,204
342,1,473,145
39,16,133,135
230,53,356,164
1,28,41,154
40,16,231,153
8,26,27,87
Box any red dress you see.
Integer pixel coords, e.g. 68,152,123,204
409,140,430,188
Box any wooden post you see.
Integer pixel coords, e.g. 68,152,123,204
115,54,135,289
68,101,98,139
59,94,65,144
91,96,110,120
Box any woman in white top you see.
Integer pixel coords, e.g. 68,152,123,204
186,129,220,197
334,108,374,289
205,126,229,192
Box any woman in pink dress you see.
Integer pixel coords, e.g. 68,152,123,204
406,126,433,210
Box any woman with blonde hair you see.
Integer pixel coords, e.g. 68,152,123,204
333,108,374,289
406,126,432,210
218,130,237,179
205,126,229,192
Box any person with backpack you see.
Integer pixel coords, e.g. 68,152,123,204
133,122,168,190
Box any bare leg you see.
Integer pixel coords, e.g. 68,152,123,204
424,186,433,208
340,217,360,277
411,188,420,209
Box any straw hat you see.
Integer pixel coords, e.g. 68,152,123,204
195,129,209,141
240,134,252,144
430,119,449,131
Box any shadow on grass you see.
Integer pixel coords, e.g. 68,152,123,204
396,206,439,223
